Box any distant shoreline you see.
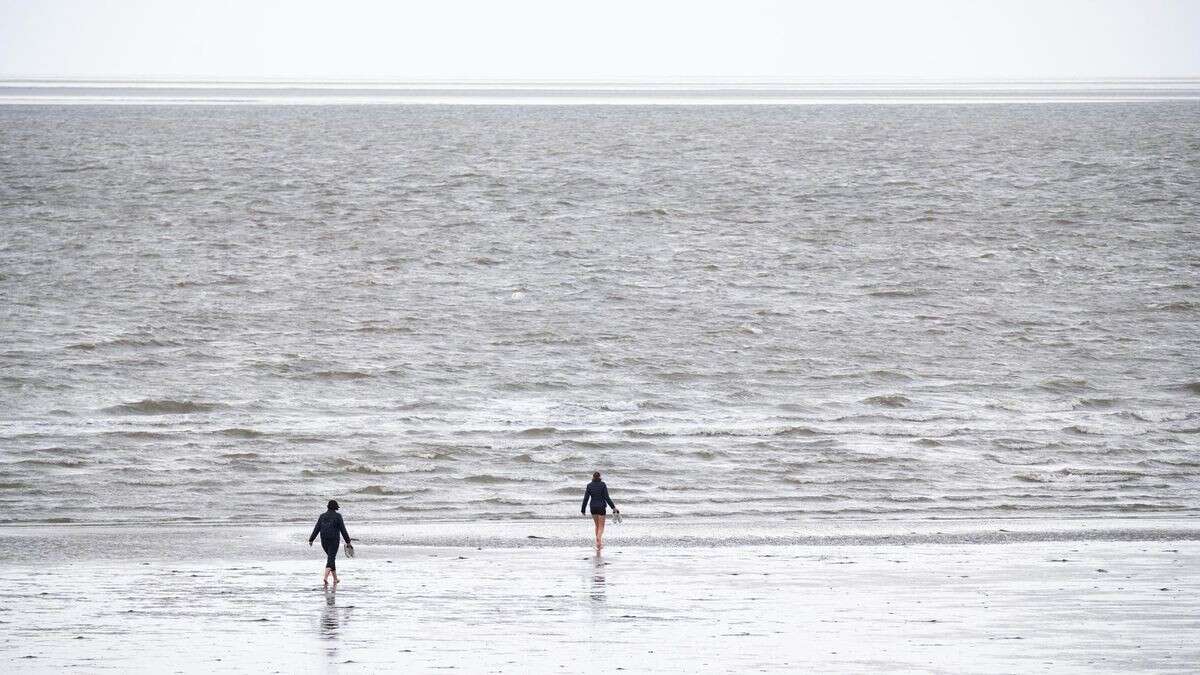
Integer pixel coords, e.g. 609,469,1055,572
2,78,1199,105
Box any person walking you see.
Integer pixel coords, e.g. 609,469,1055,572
309,499,352,586
581,472,619,549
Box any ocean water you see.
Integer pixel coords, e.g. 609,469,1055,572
0,103,1198,525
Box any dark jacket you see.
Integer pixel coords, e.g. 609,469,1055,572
309,509,351,545
581,480,617,514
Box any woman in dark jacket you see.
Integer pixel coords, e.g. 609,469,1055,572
581,472,619,549
309,499,352,586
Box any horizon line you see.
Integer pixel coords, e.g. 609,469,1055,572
4,76,1200,87
3,76,1198,106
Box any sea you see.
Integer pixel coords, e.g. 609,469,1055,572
1,82,1198,525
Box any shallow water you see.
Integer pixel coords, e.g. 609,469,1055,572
1,103,1198,524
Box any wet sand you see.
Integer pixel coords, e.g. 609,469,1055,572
1,519,1197,673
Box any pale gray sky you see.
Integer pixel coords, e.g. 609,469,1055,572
1,0,1198,81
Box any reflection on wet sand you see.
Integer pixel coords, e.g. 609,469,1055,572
319,584,351,663
590,553,606,604
321,586,340,639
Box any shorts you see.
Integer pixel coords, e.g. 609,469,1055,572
321,537,340,570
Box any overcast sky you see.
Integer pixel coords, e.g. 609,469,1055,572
1,0,1198,81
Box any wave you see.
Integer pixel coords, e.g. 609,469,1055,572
352,325,414,334
1014,467,1148,483
813,369,913,382
67,338,184,351
623,429,670,438
990,438,1063,451
303,461,417,476
514,427,559,438
981,452,1054,466
1147,300,1197,312
309,370,372,381
287,436,327,444
1073,397,1120,410
551,486,586,495
1138,458,1200,468
99,430,173,440
561,439,633,450
865,288,927,298
674,449,718,460
637,400,681,411
215,428,267,439
414,449,459,461
633,426,824,439
497,381,570,392
16,458,87,468
344,464,401,475
862,394,912,408
512,451,581,465
996,502,1185,513
103,399,227,415
885,495,935,503
1037,377,1093,393
654,371,709,382
626,207,669,217
352,485,429,496
772,426,821,437
391,400,444,411
463,474,543,484
474,497,535,506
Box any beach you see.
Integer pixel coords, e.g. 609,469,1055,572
2,518,1197,673
2,100,1198,672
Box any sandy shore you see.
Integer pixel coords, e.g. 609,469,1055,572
1,519,1197,673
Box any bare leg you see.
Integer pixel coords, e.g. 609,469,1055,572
593,514,606,549
323,567,331,586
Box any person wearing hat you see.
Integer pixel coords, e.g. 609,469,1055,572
309,499,352,586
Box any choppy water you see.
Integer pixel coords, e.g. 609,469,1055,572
1,103,1198,525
